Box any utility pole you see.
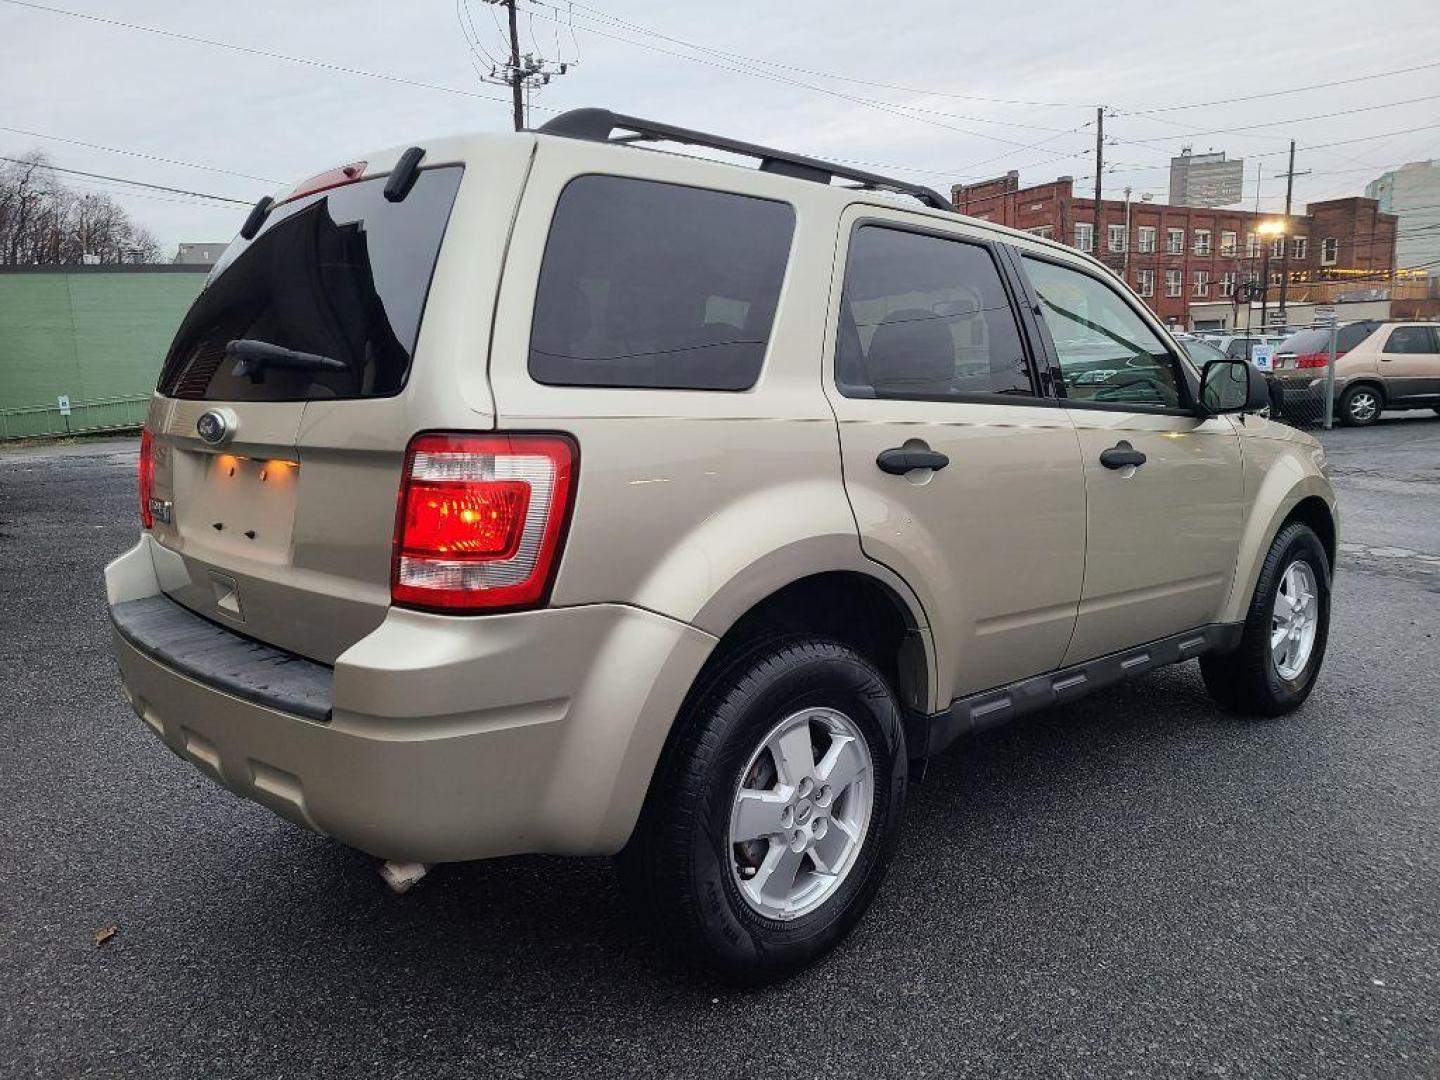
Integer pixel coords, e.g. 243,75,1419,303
1273,140,1311,324
477,0,572,130
1093,106,1104,255
503,0,523,131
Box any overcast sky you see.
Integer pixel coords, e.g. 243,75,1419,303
4,0,1439,253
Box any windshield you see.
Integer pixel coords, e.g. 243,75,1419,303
157,166,463,401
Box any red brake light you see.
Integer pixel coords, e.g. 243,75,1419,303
281,161,368,205
1296,352,1330,369
138,428,155,529
392,433,576,612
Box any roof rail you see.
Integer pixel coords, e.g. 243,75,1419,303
537,108,952,212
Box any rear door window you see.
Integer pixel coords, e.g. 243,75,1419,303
158,167,463,401
528,176,794,391
836,226,1035,400
1384,325,1439,354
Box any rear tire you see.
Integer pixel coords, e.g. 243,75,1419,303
1201,521,1330,716
617,639,907,983
1338,384,1382,426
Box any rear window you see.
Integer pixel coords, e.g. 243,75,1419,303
157,166,463,401
1276,321,1379,356
528,175,795,391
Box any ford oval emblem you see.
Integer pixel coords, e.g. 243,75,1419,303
196,409,231,445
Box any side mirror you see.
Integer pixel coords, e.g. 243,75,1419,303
1200,359,1269,415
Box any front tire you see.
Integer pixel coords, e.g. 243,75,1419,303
1338,384,1382,426
617,639,907,983
1201,521,1330,716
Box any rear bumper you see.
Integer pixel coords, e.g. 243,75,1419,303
106,535,716,863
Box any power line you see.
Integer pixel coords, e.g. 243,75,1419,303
1121,59,1440,115
0,124,278,184
523,3,1090,151
1119,93,1440,145
0,155,255,204
0,0,528,111
538,0,1090,109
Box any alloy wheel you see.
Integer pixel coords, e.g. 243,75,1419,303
729,707,874,921
1271,559,1319,681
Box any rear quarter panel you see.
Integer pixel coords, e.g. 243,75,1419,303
485,138,937,704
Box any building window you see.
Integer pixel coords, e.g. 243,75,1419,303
1193,229,1211,255
1165,268,1182,297
1027,225,1054,240
1193,271,1210,297
1108,224,1127,253
1220,271,1237,296
1167,228,1184,255
1137,226,1157,253
1246,232,1260,259
1074,223,1094,252
1270,271,1285,286
1271,236,1285,257
1136,268,1155,297
1220,230,1237,257
1322,237,1338,265
1292,237,1308,260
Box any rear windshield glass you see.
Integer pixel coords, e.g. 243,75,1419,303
157,166,463,401
528,175,795,391
1277,322,1378,356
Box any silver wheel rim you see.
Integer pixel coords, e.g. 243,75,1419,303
1272,559,1320,681
729,707,874,921
1348,391,1378,421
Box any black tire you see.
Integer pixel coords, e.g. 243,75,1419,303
616,638,907,983
1201,521,1330,716
1338,383,1382,427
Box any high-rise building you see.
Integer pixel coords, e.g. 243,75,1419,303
1366,161,1440,278
1169,149,1245,208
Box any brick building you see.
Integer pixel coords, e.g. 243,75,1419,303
952,172,1398,325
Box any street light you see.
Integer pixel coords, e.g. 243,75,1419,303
1257,220,1285,332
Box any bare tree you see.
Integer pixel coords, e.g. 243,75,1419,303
0,151,165,266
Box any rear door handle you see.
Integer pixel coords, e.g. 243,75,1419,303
1099,440,1146,470
876,445,950,475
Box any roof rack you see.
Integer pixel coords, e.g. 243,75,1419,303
537,108,952,212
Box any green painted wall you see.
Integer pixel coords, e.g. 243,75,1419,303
0,270,205,438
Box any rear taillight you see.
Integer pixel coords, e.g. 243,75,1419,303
138,428,155,529
1296,352,1330,369
392,433,576,612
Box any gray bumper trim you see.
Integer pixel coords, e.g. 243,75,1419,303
111,596,333,723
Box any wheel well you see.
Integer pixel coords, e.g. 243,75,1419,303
1342,379,1385,403
1284,495,1337,570
693,572,929,714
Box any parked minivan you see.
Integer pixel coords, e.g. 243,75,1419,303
106,109,1336,981
1271,320,1440,425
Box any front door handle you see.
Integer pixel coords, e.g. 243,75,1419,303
1099,440,1146,470
876,445,950,475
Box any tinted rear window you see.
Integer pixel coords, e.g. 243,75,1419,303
1277,322,1379,356
158,166,463,401
528,175,795,391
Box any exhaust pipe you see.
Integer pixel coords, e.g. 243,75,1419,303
378,860,432,894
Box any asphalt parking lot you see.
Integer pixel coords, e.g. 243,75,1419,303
2,415,1438,1079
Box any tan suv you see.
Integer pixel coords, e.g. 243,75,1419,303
1271,320,1440,425
105,109,1337,982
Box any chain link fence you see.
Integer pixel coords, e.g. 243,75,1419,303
1191,322,1341,429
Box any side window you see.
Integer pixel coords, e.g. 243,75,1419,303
1383,326,1437,354
1021,256,1184,409
528,176,795,390
837,226,1034,400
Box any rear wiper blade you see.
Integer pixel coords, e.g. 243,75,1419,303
225,339,347,382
